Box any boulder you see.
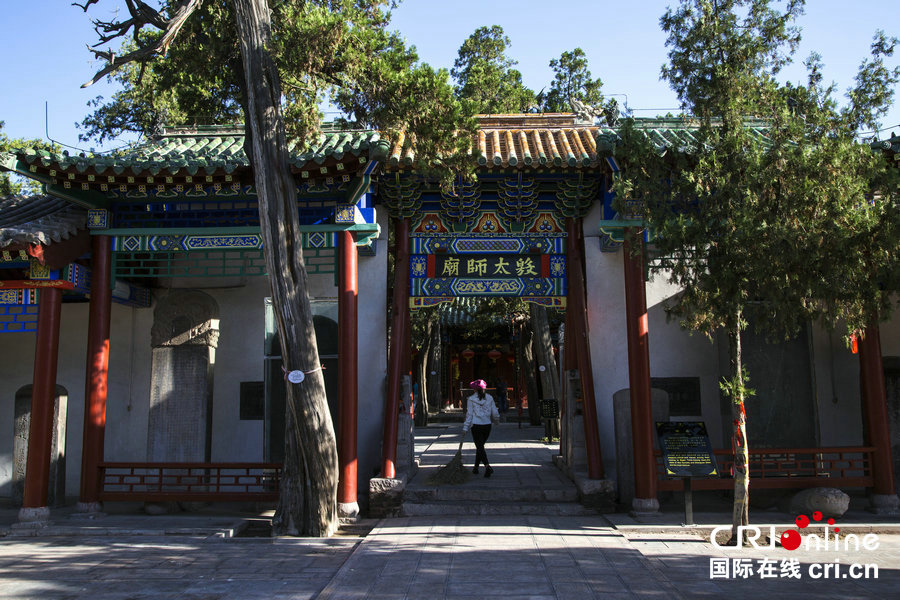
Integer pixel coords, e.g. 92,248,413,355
790,487,849,518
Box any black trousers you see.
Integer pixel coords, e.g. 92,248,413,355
470,424,492,468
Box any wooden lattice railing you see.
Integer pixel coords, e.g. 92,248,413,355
655,447,875,491
98,462,282,502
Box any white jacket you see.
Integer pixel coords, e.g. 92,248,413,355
463,393,500,432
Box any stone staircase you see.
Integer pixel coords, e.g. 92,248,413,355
400,479,595,516
400,423,597,517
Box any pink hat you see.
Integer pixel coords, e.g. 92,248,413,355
469,379,487,390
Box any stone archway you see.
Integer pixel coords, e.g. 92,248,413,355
148,290,219,462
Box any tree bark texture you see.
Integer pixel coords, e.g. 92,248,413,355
233,0,338,537
531,303,560,438
426,322,442,417
414,320,432,426
518,323,542,426
728,319,750,545
530,304,561,405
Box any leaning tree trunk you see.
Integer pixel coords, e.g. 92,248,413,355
414,319,433,426
728,313,750,545
233,0,338,537
518,321,542,426
530,304,561,405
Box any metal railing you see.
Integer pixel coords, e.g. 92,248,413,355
655,447,875,491
98,462,282,502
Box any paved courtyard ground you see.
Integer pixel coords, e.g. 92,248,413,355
1,514,898,599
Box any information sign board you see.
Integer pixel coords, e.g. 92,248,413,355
655,421,718,478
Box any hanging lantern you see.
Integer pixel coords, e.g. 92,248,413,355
850,333,858,354
461,348,474,361
506,354,516,364
488,349,502,362
450,356,459,365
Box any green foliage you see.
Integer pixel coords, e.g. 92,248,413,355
78,1,243,143
451,25,536,114
0,121,54,195
410,297,530,349
79,1,474,179
613,0,900,347
538,48,617,123
719,373,756,405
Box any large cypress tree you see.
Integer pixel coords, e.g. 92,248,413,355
76,0,471,537
613,0,899,543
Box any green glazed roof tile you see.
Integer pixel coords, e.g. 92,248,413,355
4,125,384,178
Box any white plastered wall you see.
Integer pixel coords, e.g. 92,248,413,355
582,203,723,481
0,216,389,503
811,307,900,448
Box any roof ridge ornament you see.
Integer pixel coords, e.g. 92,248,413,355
570,98,603,125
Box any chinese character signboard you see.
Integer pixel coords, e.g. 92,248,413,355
409,235,567,308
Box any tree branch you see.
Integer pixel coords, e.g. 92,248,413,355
81,0,204,88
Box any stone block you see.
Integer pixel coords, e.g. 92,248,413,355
368,477,406,518
577,478,616,513
790,487,850,518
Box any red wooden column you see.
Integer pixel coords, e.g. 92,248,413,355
19,286,63,523
381,218,410,478
78,235,113,512
566,218,604,479
623,231,658,512
337,230,360,517
858,322,899,511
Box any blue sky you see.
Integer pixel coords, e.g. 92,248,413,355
1,0,897,152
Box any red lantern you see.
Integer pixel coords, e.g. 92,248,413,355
461,348,474,361
506,354,515,364
488,349,501,362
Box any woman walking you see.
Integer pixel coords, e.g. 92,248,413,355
463,379,500,477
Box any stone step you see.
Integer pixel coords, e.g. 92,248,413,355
404,486,579,504
399,501,596,517
425,411,465,423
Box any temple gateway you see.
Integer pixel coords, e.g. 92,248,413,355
1,113,898,521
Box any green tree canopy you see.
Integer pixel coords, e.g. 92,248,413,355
538,48,617,123
78,1,244,144
74,0,476,538
78,0,473,174
0,121,54,195
612,0,900,540
451,25,536,114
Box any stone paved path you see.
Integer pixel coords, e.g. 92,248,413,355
318,515,900,599
2,517,898,599
403,424,585,515
0,535,358,600
2,421,900,598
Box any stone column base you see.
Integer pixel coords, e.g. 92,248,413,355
16,506,50,526
631,497,660,515
338,501,360,523
869,494,900,515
